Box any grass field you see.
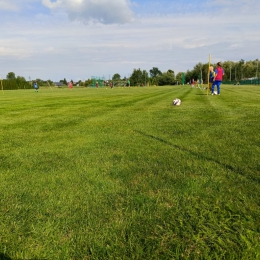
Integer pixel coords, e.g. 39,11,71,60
0,85,259,260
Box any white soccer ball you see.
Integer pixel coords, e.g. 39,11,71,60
173,98,181,106
214,91,218,95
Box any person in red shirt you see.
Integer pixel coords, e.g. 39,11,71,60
68,81,73,90
211,62,224,95
191,78,195,88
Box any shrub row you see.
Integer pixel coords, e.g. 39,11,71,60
1,79,33,90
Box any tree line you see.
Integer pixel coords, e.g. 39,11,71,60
113,59,259,86
3,59,259,90
113,68,176,86
183,59,259,84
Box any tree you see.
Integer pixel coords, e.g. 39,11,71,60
129,69,149,86
243,60,257,78
17,76,26,81
15,76,27,89
130,68,142,86
222,61,236,81
185,62,211,83
234,59,245,81
149,67,162,78
60,78,67,85
6,72,16,80
175,72,184,84
192,62,205,82
158,71,176,86
112,73,121,81
185,70,194,83
83,79,92,87
142,70,149,86
47,79,53,85
167,69,174,75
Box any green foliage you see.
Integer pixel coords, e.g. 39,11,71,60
158,71,176,86
83,78,92,87
167,69,174,75
130,68,148,86
0,86,259,259
47,79,53,86
2,79,32,90
176,72,185,84
6,72,16,80
34,78,44,86
17,76,26,81
186,59,260,84
4,72,32,89
60,78,67,85
149,67,162,78
112,73,121,81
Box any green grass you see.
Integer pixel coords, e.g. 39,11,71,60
0,85,259,259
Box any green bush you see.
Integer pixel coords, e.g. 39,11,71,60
2,79,32,90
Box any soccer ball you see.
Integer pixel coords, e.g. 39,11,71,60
173,98,181,106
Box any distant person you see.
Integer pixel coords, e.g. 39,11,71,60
68,81,73,90
212,62,225,95
191,78,195,88
96,82,99,88
209,66,215,91
33,81,39,92
196,79,199,88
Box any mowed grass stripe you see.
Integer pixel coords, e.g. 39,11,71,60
0,86,259,259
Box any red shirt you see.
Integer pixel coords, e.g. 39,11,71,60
215,67,224,81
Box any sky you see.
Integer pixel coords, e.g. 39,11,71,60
0,0,260,82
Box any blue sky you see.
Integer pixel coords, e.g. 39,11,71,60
0,0,259,81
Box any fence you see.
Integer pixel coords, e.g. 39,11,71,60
222,78,260,85
91,76,105,88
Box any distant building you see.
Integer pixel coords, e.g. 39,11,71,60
54,82,63,87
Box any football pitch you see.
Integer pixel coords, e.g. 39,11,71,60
0,85,259,259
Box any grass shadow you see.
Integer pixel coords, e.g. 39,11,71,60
134,130,259,184
0,253,12,260
0,253,47,260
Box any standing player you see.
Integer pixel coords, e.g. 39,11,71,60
191,78,195,88
212,62,224,95
33,81,39,92
68,81,73,90
209,66,215,91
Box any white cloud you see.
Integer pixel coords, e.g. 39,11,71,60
209,0,260,14
41,0,62,9
0,0,19,11
0,0,260,80
42,0,134,24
